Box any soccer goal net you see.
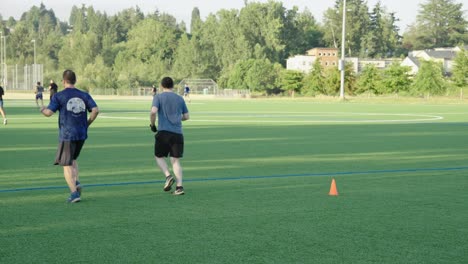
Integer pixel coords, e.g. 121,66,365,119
177,79,218,95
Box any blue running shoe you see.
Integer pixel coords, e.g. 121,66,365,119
67,191,81,203
76,181,81,195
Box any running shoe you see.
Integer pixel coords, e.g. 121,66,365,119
163,176,175,192
67,191,81,203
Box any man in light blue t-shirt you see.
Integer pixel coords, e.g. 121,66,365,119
150,77,189,195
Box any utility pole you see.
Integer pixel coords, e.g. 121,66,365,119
339,0,347,100
3,35,6,88
32,39,36,87
0,32,3,86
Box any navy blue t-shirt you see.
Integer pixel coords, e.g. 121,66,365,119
47,87,97,141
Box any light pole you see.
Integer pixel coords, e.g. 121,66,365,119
0,32,3,85
32,39,36,66
3,34,6,87
32,39,36,87
339,0,347,100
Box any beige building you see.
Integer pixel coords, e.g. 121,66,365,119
306,48,339,68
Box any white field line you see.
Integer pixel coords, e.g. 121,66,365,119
98,113,444,123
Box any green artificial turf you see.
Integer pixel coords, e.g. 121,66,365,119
1,98,467,263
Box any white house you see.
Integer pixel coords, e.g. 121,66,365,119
401,47,463,75
286,55,316,73
401,56,420,75
345,57,400,73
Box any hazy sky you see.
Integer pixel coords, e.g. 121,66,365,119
0,0,462,32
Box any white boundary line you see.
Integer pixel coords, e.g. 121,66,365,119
99,112,444,123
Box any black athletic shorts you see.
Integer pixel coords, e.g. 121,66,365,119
154,131,184,158
54,140,85,166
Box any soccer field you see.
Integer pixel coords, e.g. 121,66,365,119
1,97,467,263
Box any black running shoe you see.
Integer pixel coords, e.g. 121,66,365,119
163,176,175,192
173,186,185,195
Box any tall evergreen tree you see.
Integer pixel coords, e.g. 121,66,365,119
322,0,370,57
404,0,468,49
190,7,202,35
362,2,401,58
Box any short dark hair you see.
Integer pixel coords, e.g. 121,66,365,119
63,70,77,85
160,77,174,89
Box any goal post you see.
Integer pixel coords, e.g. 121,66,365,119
177,79,218,95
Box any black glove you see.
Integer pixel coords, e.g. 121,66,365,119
150,124,157,132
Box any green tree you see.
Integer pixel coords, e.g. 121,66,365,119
356,64,383,94
172,34,195,80
7,22,34,64
282,7,323,60
190,7,202,35
302,59,325,95
381,63,412,94
205,10,250,73
244,59,278,92
323,67,341,95
69,5,87,33
280,70,303,97
404,0,468,49
452,48,468,87
125,19,177,63
81,55,115,91
344,63,357,95
362,2,401,58
239,1,286,62
112,7,144,42
322,0,371,57
412,60,447,96
226,59,250,89
58,31,99,71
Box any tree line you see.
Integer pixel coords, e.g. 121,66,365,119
0,0,467,96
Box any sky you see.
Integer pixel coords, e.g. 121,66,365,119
0,0,460,33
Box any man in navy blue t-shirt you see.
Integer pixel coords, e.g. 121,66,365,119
40,70,99,203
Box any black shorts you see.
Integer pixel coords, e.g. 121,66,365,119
154,131,184,158
54,140,85,166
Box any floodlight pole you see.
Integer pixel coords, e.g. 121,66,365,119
339,0,347,100
32,39,36,66
3,35,6,87
0,32,3,85
32,39,36,86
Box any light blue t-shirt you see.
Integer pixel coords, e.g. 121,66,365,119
152,91,188,135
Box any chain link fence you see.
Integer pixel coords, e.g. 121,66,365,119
1,64,43,91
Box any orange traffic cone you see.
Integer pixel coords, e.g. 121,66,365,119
329,178,339,196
